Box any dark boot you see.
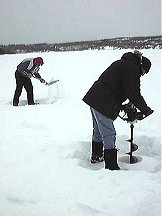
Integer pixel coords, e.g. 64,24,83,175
28,102,39,105
104,149,120,170
13,102,18,106
13,94,20,106
91,141,104,163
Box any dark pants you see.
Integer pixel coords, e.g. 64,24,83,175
13,71,34,106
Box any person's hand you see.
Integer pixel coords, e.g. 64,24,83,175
135,112,144,120
27,73,33,78
136,109,154,120
40,78,46,83
145,109,154,117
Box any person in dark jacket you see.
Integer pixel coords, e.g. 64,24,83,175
13,57,46,106
83,51,154,170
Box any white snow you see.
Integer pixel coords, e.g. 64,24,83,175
0,49,161,216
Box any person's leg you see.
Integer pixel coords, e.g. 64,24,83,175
90,107,104,163
90,107,102,142
91,108,120,170
91,108,116,150
13,71,24,106
24,79,34,105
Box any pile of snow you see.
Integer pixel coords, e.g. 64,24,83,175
0,49,161,216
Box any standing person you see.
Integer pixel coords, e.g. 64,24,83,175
83,51,154,170
13,57,46,106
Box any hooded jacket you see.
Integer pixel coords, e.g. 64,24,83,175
83,52,151,120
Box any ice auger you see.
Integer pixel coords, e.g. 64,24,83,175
119,102,139,164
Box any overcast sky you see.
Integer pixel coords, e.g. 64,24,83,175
0,0,161,45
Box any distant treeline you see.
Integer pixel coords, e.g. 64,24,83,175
0,35,161,54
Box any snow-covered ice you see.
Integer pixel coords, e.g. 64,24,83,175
0,49,161,216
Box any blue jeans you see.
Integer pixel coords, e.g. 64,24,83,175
90,107,116,149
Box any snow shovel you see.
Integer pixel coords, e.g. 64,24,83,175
34,76,59,86
45,79,59,86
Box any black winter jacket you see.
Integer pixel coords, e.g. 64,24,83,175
83,52,151,120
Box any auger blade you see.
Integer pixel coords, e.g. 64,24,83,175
126,143,138,155
130,156,138,164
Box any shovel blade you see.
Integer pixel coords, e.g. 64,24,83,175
46,80,59,86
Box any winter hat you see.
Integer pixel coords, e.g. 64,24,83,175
133,51,151,74
141,56,151,74
34,57,44,65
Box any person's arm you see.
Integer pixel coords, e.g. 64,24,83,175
32,72,46,83
122,69,152,115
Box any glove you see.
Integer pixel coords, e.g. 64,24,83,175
135,112,144,120
21,71,32,78
145,108,154,117
40,78,46,83
136,109,154,120
27,73,33,78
